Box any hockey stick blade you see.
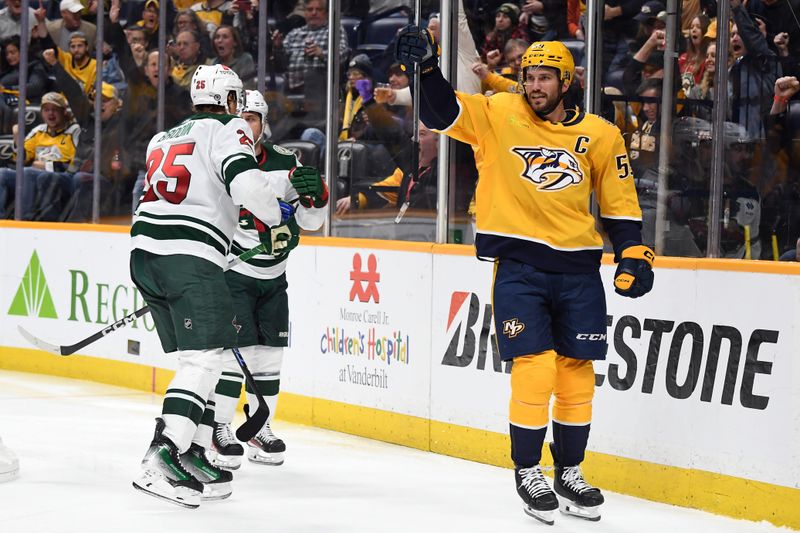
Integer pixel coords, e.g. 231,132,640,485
17,325,62,355
17,306,151,356
235,402,270,442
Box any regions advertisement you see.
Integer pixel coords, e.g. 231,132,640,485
430,256,800,489
0,228,171,369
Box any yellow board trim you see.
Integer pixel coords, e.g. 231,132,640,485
1,345,797,529
3,221,800,274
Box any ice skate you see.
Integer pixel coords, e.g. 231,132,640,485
515,465,559,525
550,443,604,521
0,436,19,483
132,418,203,509
247,422,285,466
181,443,233,500
209,422,243,471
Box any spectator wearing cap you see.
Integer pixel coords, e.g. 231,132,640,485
57,67,124,221
134,0,162,49
40,30,97,94
211,24,254,81
340,53,374,141
46,0,97,54
0,35,50,133
481,3,527,69
0,91,80,220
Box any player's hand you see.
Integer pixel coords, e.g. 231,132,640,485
394,25,439,74
240,207,298,256
614,244,655,298
289,166,328,208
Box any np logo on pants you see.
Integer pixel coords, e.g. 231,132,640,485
503,318,525,339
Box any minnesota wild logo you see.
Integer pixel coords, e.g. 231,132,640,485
8,251,57,319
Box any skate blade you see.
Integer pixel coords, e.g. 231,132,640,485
132,472,201,509
0,466,19,483
523,506,555,526
201,481,232,501
558,499,601,522
247,449,284,466
210,454,242,471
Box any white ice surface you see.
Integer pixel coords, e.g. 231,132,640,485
0,370,790,533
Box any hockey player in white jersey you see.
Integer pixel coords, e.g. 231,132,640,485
208,90,327,470
130,65,294,508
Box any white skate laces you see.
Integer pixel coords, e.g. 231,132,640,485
256,422,278,443
518,465,553,498
560,465,593,493
215,423,238,446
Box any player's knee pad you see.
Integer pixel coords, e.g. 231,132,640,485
249,345,284,375
553,356,595,425
509,350,557,429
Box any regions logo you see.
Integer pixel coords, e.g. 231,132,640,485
512,146,584,191
8,251,58,319
349,252,380,303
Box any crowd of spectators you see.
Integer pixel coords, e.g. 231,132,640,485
0,0,797,259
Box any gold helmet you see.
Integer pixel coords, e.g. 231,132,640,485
519,41,575,87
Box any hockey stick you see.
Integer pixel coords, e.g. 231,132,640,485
16,243,269,356
231,347,270,442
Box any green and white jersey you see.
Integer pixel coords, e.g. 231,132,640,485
132,113,281,268
228,142,327,280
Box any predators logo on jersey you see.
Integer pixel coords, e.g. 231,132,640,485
511,146,584,191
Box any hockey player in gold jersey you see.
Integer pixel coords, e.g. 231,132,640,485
396,33,655,524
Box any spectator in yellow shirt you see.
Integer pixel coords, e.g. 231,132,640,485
0,92,80,220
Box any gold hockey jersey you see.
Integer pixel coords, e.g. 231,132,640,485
438,91,642,272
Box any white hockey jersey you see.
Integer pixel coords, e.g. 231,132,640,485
131,113,281,268
227,143,327,280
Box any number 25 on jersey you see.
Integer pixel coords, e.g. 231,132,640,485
141,142,196,204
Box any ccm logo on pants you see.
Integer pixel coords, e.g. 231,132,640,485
576,333,607,341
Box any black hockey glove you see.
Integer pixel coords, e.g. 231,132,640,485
614,244,655,298
394,25,439,74
289,166,328,208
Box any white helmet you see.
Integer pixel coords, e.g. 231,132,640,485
240,89,271,140
190,64,245,110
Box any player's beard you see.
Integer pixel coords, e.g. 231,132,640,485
526,84,563,118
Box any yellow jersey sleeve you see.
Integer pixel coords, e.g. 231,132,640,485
434,91,493,148
592,123,642,221
483,72,520,95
